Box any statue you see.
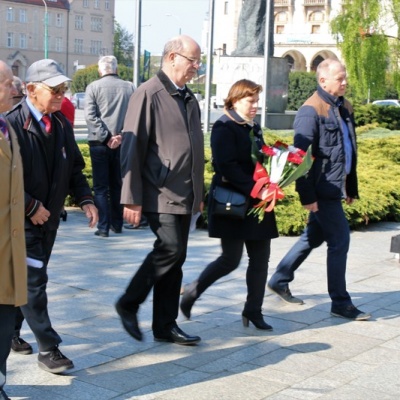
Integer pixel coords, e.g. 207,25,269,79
232,0,274,57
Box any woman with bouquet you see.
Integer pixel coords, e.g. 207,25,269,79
180,79,278,330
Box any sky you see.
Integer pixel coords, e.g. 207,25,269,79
114,0,210,55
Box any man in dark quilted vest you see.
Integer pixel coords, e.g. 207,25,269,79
268,58,371,321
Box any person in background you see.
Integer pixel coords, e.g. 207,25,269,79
61,97,75,127
5,59,98,374
268,59,371,321
12,76,25,106
115,35,204,345
85,55,135,238
0,60,27,400
180,79,278,330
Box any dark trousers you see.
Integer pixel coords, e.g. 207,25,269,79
119,213,191,335
269,199,352,307
90,144,123,233
196,238,271,316
0,305,16,390
16,228,61,352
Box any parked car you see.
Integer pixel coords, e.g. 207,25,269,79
71,92,86,109
372,99,400,107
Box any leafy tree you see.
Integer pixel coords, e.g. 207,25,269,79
114,21,134,67
330,0,389,102
71,64,133,93
71,65,98,93
287,71,317,111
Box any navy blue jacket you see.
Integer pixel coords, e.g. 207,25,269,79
294,86,358,205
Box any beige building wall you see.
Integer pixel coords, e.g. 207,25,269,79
211,0,399,72
0,0,115,80
211,0,342,71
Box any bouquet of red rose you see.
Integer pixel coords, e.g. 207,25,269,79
249,140,314,222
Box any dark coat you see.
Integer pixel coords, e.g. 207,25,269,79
5,99,94,231
294,86,358,205
208,109,279,240
120,70,204,214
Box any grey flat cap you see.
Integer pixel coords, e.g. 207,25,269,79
26,59,71,87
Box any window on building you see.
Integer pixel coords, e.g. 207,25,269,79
94,0,100,9
56,13,63,27
20,33,27,49
19,9,27,23
309,11,324,22
6,8,14,22
276,25,285,34
83,0,89,7
311,25,321,34
105,0,110,11
74,39,84,54
91,17,103,32
55,37,63,52
90,40,102,55
224,1,229,14
7,32,14,48
75,15,84,30
285,55,295,71
275,11,288,23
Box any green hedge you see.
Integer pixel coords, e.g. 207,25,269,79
355,104,400,130
70,130,400,235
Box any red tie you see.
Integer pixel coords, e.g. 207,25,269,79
42,115,52,134
0,117,9,141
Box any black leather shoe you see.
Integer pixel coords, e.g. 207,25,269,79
11,336,33,355
110,225,122,234
115,301,142,341
94,229,109,238
154,326,201,345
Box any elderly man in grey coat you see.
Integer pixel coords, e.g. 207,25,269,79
85,55,135,237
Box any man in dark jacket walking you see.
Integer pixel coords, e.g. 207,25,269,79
115,35,204,345
5,59,98,373
268,58,370,321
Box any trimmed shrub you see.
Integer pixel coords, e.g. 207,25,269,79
68,130,400,235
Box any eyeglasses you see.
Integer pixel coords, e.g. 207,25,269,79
175,53,202,68
36,82,68,95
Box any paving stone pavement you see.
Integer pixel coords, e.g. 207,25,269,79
6,208,400,400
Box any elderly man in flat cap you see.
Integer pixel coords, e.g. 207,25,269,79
5,59,98,374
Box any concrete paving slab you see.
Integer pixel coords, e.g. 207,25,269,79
4,208,400,399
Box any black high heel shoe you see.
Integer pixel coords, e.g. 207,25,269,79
180,281,198,319
242,312,273,331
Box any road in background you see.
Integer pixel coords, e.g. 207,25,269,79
73,108,223,140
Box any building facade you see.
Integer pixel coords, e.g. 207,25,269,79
211,0,341,71
211,0,399,72
0,0,115,79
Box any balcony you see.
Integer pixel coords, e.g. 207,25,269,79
275,0,291,6
303,0,328,5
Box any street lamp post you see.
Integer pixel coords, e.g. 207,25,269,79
42,0,48,58
165,14,181,35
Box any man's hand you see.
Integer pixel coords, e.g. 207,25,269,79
303,202,318,212
345,197,355,205
107,134,122,149
123,205,142,227
82,204,98,228
30,204,51,225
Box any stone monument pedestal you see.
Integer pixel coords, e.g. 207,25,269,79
212,55,294,129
